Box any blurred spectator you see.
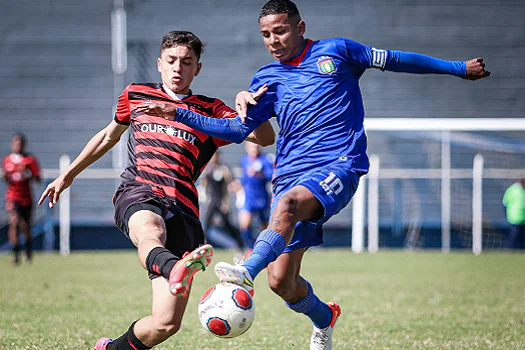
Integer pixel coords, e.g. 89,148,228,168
235,142,273,249
200,151,244,250
502,178,525,249
3,133,41,265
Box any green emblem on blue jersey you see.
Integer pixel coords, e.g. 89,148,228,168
317,56,337,74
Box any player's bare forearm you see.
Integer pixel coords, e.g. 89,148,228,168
39,121,127,207
247,121,275,146
64,122,126,180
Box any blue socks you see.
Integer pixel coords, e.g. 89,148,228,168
243,231,332,328
243,229,286,279
286,281,332,329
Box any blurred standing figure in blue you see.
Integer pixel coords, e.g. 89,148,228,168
502,178,525,249
237,142,273,250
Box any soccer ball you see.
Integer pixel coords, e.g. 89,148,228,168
198,282,255,338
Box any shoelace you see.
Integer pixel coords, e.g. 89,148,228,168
233,251,250,265
312,327,330,348
226,257,254,289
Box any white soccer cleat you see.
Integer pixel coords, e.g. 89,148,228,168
310,302,342,350
214,262,255,296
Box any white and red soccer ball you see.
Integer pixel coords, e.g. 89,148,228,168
198,282,255,338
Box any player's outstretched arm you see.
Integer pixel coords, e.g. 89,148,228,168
38,121,128,208
136,102,262,144
383,50,490,80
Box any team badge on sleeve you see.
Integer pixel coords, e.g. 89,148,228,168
317,56,337,74
371,48,387,69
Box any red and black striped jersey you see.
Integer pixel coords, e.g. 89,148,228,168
114,83,235,218
3,153,40,206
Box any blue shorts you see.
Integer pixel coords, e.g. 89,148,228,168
271,161,360,252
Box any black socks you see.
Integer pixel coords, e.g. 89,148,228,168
145,247,178,279
108,321,151,350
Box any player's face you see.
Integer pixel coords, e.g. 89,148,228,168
158,45,202,95
10,136,23,154
259,14,306,62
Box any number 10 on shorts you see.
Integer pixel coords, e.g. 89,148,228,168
319,172,344,195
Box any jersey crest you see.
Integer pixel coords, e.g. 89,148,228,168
317,56,337,74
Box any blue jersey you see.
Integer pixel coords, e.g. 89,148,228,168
247,38,465,185
248,38,384,184
240,154,273,207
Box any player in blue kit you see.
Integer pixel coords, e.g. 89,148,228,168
236,142,273,249
138,1,490,348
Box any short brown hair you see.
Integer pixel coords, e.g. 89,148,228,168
160,31,205,60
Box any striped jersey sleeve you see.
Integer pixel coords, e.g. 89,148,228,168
114,85,131,125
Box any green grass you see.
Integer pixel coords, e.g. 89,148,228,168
0,250,524,349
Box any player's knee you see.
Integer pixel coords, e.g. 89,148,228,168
274,193,300,218
129,213,166,244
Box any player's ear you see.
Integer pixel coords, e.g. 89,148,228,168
157,57,162,73
195,62,202,77
297,20,306,36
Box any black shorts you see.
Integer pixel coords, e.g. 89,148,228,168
113,182,204,258
6,200,32,222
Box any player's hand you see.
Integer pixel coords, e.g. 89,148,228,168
465,58,491,80
38,175,72,208
235,84,268,123
135,102,177,121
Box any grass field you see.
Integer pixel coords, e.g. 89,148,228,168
0,250,524,349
